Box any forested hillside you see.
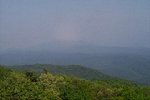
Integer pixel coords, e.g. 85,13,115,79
9,64,115,80
1,48,150,85
0,65,150,100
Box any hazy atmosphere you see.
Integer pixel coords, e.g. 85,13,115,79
1,1,150,99
0,0,150,52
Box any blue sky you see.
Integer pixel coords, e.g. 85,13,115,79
0,0,150,51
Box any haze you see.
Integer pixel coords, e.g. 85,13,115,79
0,0,150,52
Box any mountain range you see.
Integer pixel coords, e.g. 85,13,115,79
0,46,150,85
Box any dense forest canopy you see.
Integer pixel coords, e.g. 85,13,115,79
0,65,150,100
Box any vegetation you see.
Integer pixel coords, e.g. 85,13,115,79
0,65,150,100
9,64,116,80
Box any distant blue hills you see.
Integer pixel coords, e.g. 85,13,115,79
0,46,150,85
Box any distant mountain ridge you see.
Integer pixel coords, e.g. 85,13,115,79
1,47,150,85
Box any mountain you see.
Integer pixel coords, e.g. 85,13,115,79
0,47,150,85
8,64,115,80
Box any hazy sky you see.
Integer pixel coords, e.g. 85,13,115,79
0,0,150,51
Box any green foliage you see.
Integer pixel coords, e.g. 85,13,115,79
0,66,150,100
0,70,61,100
0,65,12,80
10,64,114,80
25,71,38,82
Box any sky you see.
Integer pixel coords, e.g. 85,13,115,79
0,0,150,51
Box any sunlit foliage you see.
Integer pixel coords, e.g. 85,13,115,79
0,66,150,100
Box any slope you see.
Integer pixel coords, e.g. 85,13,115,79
9,64,115,80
